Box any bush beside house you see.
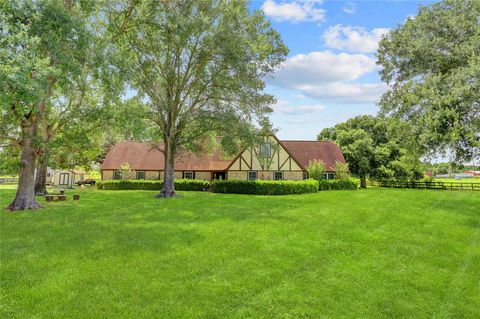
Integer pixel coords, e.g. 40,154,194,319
210,179,319,195
97,179,209,191
97,178,357,194
318,179,358,191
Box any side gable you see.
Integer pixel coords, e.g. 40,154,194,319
281,140,345,171
227,135,303,171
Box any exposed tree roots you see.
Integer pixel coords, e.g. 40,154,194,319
155,189,177,198
6,198,43,212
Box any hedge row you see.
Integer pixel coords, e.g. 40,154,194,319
96,178,357,194
97,179,209,191
210,179,319,195
318,179,358,191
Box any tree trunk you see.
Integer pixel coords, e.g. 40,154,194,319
156,141,176,198
360,175,367,188
34,147,49,196
7,120,43,211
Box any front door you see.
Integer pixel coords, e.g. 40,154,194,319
212,172,226,180
59,173,70,186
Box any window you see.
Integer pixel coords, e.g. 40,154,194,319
136,171,145,180
184,171,194,179
248,171,257,180
273,171,283,180
260,142,271,158
303,171,309,180
113,171,122,180
324,172,335,180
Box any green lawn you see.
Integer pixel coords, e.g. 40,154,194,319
1,187,479,318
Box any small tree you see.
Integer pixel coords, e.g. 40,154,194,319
120,162,132,179
334,161,349,180
306,160,326,181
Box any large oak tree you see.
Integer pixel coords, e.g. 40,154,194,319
0,0,94,210
377,0,480,162
111,0,288,197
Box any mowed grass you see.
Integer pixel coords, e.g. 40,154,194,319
1,187,479,318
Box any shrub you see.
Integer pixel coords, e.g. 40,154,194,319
175,179,210,191
306,160,326,181
210,179,319,195
97,179,209,191
318,180,331,191
318,179,358,191
334,161,350,180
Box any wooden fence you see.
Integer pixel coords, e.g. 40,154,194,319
377,180,480,191
0,178,19,185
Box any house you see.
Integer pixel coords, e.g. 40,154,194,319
464,170,480,177
51,169,86,187
424,171,434,178
100,135,346,181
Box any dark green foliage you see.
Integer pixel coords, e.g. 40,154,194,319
97,179,359,194
318,115,423,187
377,0,480,161
210,179,319,195
317,179,358,191
175,180,210,191
97,179,209,191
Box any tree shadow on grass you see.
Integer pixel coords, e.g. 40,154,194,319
57,190,306,228
1,191,308,267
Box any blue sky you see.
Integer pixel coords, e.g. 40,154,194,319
251,0,436,140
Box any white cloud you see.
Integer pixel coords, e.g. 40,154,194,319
272,51,377,87
270,51,386,103
297,82,388,103
273,100,325,114
262,0,326,23
342,2,356,14
323,24,390,54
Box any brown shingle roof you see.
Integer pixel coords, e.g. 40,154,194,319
280,140,345,171
101,139,345,172
100,141,232,171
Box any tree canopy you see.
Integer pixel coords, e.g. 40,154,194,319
318,115,423,187
0,0,97,209
377,0,480,162
110,0,288,197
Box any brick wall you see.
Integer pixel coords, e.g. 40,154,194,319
283,171,304,180
102,170,113,180
194,171,211,181
227,171,247,180
145,171,160,180
227,170,304,181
